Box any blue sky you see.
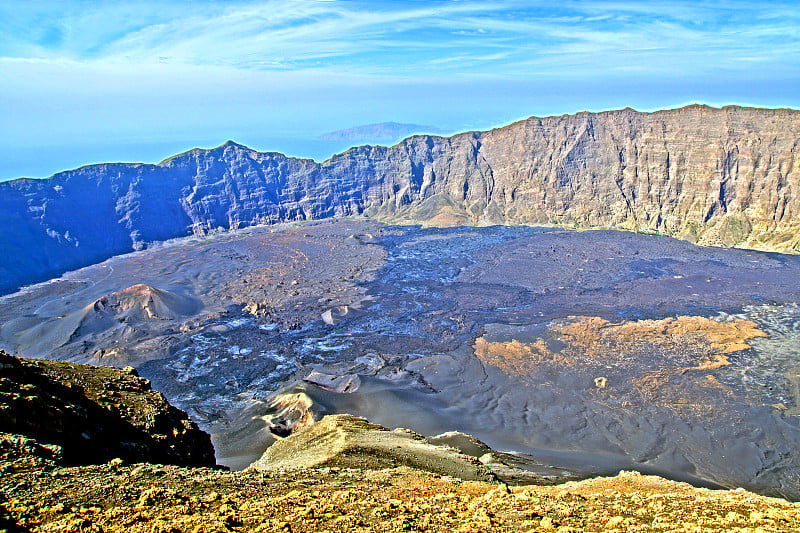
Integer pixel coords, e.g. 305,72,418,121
2,0,799,181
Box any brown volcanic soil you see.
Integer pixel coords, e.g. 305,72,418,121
2,462,799,532
3,222,800,500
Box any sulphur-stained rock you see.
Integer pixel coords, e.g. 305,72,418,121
2,106,799,295
249,414,497,482
0,350,216,467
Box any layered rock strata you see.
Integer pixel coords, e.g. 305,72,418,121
1,105,798,294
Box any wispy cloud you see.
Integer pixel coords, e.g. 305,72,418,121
2,0,798,77
1,1,799,180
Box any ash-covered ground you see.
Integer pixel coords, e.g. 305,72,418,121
1,220,799,500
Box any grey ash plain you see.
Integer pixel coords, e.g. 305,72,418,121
1,220,800,500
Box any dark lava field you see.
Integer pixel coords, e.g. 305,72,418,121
1,220,799,500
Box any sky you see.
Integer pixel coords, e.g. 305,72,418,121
2,0,799,181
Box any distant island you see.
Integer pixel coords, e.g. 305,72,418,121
2,105,799,295
319,121,446,143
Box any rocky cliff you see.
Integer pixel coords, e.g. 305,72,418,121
0,350,216,467
2,105,798,294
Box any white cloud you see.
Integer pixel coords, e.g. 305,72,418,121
2,0,799,78
1,0,799,180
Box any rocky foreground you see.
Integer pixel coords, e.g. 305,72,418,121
4,462,800,533
2,351,799,532
0,350,215,467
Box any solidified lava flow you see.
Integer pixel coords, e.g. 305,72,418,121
1,220,799,500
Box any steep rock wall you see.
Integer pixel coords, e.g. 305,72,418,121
1,105,798,294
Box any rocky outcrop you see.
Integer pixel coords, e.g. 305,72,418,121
250,414,498,482
0,350,216,467
250,414,566,485
2,105,798,294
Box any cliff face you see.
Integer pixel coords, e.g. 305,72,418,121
366,105,800,250
1,105,798,294
0,350,216,467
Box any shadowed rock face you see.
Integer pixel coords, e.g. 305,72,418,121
1,105,799,294
0,350,216,467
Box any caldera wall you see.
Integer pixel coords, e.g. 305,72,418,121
1,105,798,294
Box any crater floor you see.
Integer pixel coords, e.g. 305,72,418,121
2,221,799,500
